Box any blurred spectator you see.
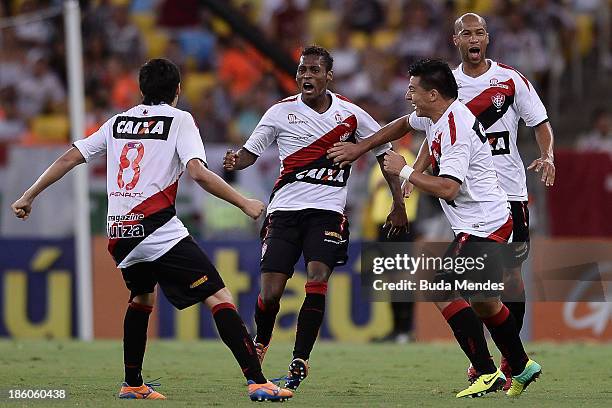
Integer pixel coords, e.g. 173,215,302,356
341,0,385,34
394,1,443,69
0,87,26,142
105,4,144,60
576,107,612,153
108,56,140,111
16,51,65,119
491,6,549,85
192,86,231,144
217,36,265,99
13,1,55,47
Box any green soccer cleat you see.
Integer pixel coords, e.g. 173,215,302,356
456,368,506,398
506,359,542,397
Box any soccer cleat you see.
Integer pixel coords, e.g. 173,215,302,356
118,381,166,399
499,357,512,391
247,380,293,402
506,359,542,397
456,368,506,398
285,358,309,390
254,339,270,365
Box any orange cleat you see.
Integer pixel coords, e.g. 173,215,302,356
118,381,166,399
248,381,293,402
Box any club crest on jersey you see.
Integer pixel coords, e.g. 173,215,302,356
334,113,343,124
113,115,173,140
491,93,505,110
287,113,308,125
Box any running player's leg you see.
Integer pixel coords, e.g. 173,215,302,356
255,211,302,361
286,210,348,390
254,272,289,363
119,263,165,399
502,201,530,333
154,237,292,400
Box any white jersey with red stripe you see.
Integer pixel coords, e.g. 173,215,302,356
73,103,207,268
409,100,510,239
453,60,548,201
243,91,391,214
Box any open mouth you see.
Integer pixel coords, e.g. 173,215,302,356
468,46,481,59
302,82,315,92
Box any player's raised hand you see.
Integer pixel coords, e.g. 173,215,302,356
241,198,265,220
11,196,33,220
223,149,239,171
527,156,555,187
327,142,362,168
401,179,415,198
383,150,407,176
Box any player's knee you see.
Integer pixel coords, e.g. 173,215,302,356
470,299,502,318
131,292,155,306
203,287,234,310
306,262,331,282
259,290,282,307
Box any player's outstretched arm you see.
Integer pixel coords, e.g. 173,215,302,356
223,148,258,171
11,147,86,220
327,115,413,168
383,150,460,202
187,158,264,219
528,122,555,187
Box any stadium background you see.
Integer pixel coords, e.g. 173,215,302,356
0,0,610,345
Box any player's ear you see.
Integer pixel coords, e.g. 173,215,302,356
452,34,459,47
326,69,333,82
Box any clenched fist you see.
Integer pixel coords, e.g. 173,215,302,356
383,150,407,176
241,198,265,219
223,149,239,171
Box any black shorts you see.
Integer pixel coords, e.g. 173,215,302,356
435,233,506,301
504,201,530,267
260,209,349,276
121,236,225,310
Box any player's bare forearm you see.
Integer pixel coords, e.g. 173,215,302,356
377,155,405,209
534,122,554,160
187,159,265,219
12,147,85,219
189,159,247,207
408,172,460,202
22,147,85,201
365,115,413,151
528,121,555,186
328,115,413,167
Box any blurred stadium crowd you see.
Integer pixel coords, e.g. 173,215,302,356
0,0,610,239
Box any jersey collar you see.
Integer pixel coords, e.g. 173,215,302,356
457,59,498,81
298,90,337,116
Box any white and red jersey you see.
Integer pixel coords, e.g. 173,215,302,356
453,60,548,201
244,91,391,214
409,101,511,239
73,103,207,268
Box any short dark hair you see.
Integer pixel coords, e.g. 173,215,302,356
139,58,180,105
408,58,458,99
301,45,333,72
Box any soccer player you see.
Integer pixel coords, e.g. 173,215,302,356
223,46,408,390
11,58,293,402
451,12,555,387
329,59,541,398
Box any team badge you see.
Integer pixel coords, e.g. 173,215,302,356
491,93,505,110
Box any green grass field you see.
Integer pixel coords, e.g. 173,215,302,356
0,340,610,407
